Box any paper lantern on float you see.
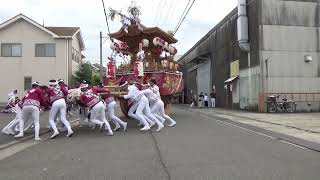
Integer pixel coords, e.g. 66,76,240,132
169,46,177,55
153,37,166,47
142,39,149,47
120,42,128,50
159,39,165,47
110,42,119,51
153,37,160,46
173,47,177,55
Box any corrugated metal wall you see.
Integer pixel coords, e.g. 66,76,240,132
197,60,211,95
180,0,261,107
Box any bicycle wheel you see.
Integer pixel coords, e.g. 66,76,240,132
286,102,296,113
267,102,277,113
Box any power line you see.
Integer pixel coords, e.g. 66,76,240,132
161,0,174,28
174,0,195,35
173,0,191,32
156,0,167,26
165,0,178,29
101,0,113,42
153,0,163,25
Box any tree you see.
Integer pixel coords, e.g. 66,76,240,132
73,63,93,83
92,74,101,86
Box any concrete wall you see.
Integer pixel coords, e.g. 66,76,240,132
0,19,68,103
259,0,320,111
239,66,261,109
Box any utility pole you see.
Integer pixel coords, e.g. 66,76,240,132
100,31,103,83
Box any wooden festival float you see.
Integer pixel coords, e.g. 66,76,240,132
103,3,183,116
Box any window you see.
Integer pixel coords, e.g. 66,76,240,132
24,77,32,90
35,43,55,57
1,43,22,57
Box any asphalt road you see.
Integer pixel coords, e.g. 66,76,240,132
0,106,320,180
0,110,79,146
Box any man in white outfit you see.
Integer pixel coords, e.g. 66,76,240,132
2,98,22,135
149,79,160,98
15,81,44,141
105,99,127,131
142,84,176,127
119,81,151,131
120,80,164,131
47,80,73,139
79,83,113,136
130,81,164,131
95,84,128,131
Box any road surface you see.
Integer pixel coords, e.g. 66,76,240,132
0,106,319,180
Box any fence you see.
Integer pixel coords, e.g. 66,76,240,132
259,93,320,112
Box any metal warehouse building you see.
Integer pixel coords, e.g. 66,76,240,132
178,0,320,112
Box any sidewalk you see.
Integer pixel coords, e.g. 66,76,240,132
189,106,320,144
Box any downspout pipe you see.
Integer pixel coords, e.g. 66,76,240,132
237,0,252,109
65,37,69,86
237,0,250,52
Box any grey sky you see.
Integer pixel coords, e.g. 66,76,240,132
0,0,237,64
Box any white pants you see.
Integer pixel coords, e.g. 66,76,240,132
5,105,33,132
142,100,163,128
48,99,72,134
128,97,150,128
90,101,112,134
151,100,176,125
211,98,216,108
106,101,126,128
79,106,95,128
128,102,154,126
18,105,40,139
2,105,22,134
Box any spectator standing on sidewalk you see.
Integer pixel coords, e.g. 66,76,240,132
210,90,216,108
204,93,209,108
190,90,194,107
199,92,204,108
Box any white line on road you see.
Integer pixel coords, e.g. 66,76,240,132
198,114,309,150
279,140,308,150
0,139,39,161
0,118,80,161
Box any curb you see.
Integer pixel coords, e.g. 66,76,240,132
211,110,320,134
179,104,320,134
177,105,320,152
0,118,80,151
207,113,320,152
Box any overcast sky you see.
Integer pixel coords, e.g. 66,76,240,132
0,0,237,64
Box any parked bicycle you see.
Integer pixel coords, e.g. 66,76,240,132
266,95,297,113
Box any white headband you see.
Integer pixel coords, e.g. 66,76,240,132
119,81,128,88
80,84,88,89
49,81,58,86
32,81,40,86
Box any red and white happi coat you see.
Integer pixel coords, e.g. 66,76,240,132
21,88,45,109
79,90,101,109
47,84,68,104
